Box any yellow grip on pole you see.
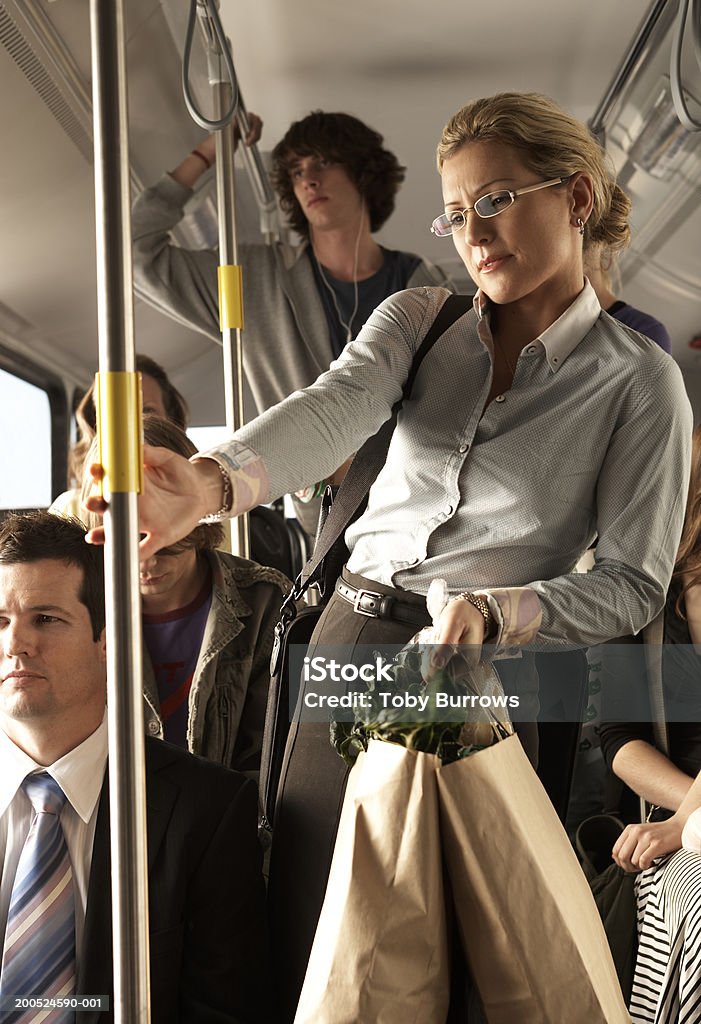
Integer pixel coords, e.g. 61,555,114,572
95,371,144,494
218,264,244,330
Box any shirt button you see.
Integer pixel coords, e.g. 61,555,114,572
495,394,505,403
147,721,160,735
459,443,469,454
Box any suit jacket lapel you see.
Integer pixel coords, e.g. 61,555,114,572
77,779,113,1023
145,750,178,873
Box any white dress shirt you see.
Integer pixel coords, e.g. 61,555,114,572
0,717,108,965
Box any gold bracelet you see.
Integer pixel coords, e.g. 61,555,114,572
458,592,493,636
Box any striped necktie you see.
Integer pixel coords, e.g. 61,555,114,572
0,773,76,1023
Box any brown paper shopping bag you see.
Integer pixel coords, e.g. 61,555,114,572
437,734,631,1024
294,740,449,1024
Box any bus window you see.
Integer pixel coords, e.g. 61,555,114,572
187,425,230,451
0,367,53,508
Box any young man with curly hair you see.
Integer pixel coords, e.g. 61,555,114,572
132,111,452,532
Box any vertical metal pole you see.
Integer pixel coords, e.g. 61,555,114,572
233,85,280,244
214,77,250,559
89,2,150,1021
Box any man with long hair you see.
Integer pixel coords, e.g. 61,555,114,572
130,417,289,773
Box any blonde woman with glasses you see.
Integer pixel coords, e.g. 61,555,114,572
88,93,692,1020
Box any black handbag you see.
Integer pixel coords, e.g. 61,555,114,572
259,604,322,836
590,863,638,1003
259,294,473,835
575,813,637,1002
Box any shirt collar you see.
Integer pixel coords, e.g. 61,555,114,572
473,278,601,373
0,715,108,824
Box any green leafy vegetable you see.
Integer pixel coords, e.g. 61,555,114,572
331,644,502,766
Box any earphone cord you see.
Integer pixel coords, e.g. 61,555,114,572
314,209,363,343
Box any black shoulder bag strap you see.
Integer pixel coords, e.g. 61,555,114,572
303,293,472,585
270,292,472,664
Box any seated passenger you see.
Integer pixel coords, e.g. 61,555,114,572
90,92,693,1021
131,111,453,533
584,242,672,352
84,416,290,774
0,511,265,1022
600,425,701,1023
50,353,188,522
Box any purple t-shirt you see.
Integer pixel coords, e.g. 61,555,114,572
607,300,672,354
143,578,212,747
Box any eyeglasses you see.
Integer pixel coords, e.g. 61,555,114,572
430,176,570,236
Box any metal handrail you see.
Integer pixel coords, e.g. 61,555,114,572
88,0,150,1020
183,0,238,129
233,83,280,244
588,0,677,141
213,83,250,559
192,1,251,557
193,0,279,240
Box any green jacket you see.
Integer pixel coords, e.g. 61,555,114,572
142,548,290,776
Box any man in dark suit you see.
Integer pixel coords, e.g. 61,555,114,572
0,511,265,1023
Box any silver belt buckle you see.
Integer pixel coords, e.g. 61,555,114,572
353,587,383,617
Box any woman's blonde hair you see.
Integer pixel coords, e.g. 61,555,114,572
436,92,630,254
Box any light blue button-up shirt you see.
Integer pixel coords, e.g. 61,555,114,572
209,281,692,651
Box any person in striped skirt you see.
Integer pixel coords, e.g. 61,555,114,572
600,426,701,1023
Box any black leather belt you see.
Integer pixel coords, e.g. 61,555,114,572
335,579,430,627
